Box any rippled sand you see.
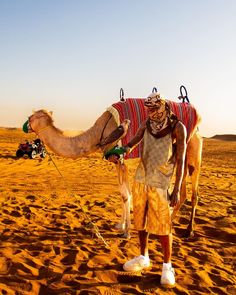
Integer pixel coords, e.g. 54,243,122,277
0,128,235,294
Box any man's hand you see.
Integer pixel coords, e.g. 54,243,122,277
169,189,180,207
123,146,131,155
107,154,120,164
105,145,130,164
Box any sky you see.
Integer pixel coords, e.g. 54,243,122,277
0,0,235,137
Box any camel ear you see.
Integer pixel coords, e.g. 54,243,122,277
49,111,53,116
32,109,35,114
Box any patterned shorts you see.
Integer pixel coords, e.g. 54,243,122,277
132,182,172,235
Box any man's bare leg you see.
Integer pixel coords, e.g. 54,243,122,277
159,233,172,263
159,233,175,285
123,230,150,271
139,230,149,257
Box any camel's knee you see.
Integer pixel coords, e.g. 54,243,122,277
179,180,187,205
121,194,129,203
120,184,131,202
191,192,199,208
188,164,195,176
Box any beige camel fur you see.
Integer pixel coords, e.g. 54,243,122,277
28,107,202,238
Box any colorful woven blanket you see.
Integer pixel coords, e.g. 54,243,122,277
110,98,198,159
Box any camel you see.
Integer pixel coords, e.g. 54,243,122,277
26,96,202,238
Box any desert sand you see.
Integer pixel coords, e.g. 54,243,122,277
0,127,235,294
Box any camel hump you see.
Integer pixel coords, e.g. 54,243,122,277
112,98,147,158
111,98,200,157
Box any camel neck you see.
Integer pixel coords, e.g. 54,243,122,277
36,125,99,159
36,125,51,135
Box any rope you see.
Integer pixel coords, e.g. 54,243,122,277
36,125,51,134
46,150,109,247
99,113,113,143
46,152,145,277
41,151,151,278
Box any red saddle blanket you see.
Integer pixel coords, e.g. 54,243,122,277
112,98,198,159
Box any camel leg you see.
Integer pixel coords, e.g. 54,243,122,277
171,159,188,221
115,161,132,238
186,132,203,237
186,167,200,237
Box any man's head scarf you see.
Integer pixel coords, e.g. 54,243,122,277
144,92,166,109
144,92,170,133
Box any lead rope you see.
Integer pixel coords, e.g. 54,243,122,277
46,150,109,247
45,150,145,278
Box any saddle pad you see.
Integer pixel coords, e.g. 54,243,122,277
112,99,147,159
112,98,198,159
167,100,198,142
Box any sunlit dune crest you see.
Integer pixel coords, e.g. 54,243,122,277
0,127,235,294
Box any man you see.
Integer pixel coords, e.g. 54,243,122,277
122,92,187,286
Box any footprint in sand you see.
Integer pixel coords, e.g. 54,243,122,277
202,225,235,243
26,195,37,202
1,218,15,225
60,249,78,266
10,210,22,217
0,257,11,275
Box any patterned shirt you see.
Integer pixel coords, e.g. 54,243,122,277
135,130,175,190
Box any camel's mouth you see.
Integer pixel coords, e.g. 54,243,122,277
22,119,33,133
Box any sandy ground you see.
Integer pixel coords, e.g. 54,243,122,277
0,127,235,294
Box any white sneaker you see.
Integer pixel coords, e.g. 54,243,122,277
123,255,150,272
160,263,175,285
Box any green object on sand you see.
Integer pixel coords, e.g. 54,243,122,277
23,120,29,133
104,146,127,160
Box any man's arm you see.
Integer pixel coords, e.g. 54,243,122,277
125,120,147,152
170,121,187,207
105,120,146,163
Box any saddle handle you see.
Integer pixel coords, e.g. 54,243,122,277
179,85,190,103
120,88,125,102
152,87,158,93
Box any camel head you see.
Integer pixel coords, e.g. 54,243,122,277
27,109,54,134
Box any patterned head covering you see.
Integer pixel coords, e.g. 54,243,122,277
144,92,170,133
144,92,166,109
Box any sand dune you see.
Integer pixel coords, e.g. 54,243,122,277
0,128,235,294
211,134,236,141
